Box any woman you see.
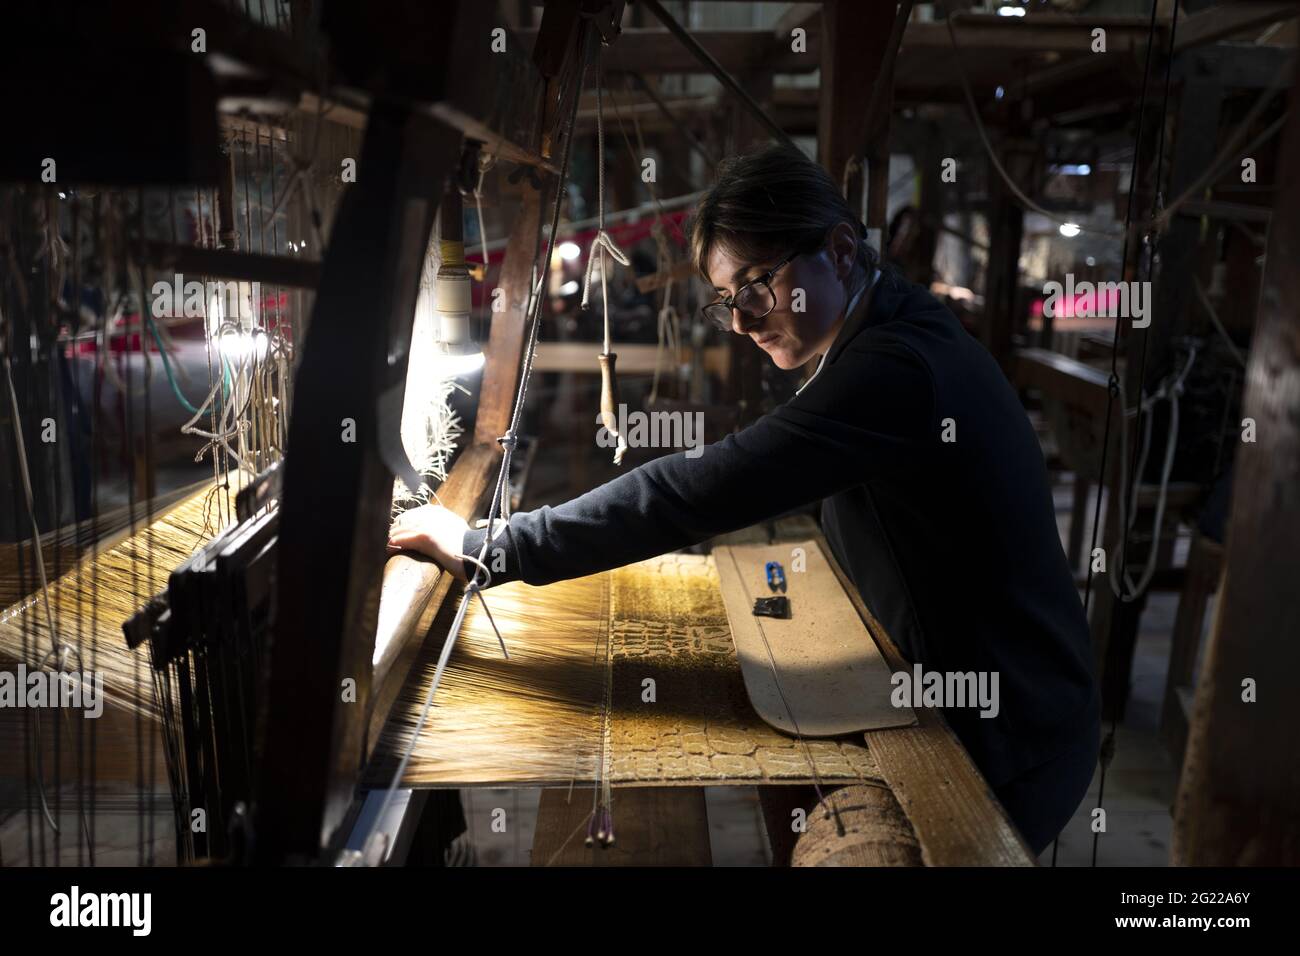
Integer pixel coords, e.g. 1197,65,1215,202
389,144,1100,858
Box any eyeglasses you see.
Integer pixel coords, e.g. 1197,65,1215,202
701,249,801,331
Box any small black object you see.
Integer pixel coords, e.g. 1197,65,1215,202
753,596,791,619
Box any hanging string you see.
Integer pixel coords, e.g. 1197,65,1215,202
471,148,497,283
368,30,594,862
581,46,631,351
4,353,66,832
471,147,515,524
3,351,95,852
606,78,682,405
1076,0,1180,870
579,46,631,466
1106,346,1198,602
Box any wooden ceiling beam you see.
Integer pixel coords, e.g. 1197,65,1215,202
1174,0,1300,53
520,14,1177,75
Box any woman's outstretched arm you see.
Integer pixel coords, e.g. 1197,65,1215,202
391,339,936,588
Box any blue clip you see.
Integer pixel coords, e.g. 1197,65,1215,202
765,560,786,593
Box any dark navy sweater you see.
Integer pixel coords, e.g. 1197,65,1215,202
462,270,1101,786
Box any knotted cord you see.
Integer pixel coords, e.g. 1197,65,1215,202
581,46,631,466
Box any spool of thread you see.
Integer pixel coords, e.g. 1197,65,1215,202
439,239,466,268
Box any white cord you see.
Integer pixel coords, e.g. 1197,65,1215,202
472,149,496,286
579,47,630,355
1108,346,1198,601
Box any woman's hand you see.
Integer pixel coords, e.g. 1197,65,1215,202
387,504,470,583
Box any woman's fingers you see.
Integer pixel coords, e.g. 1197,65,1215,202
385,505,472,583
386,525,468,582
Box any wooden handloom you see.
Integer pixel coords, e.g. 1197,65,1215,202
367,552,887,790
1,0,1036,868
362,517,1032,866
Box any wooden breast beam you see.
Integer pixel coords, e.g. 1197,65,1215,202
814,530,1035,865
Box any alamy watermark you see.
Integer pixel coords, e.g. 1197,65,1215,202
50,886,151,936
596,404,705,459
151,273,261,320
0,665,104,718
890,663,1000,719
1042,273,1151,328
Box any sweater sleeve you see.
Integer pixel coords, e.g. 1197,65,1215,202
461,340,935,587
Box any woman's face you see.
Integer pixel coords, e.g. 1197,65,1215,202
705,222,859,370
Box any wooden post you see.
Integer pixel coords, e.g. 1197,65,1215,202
259,104,459,863
817,0,898,218
1172,60,1300,867
471,182,542,445
1139,60,1224,429
982,149,1029,372
1093,52,1233,725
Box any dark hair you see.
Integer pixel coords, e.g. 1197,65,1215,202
688,143,879,289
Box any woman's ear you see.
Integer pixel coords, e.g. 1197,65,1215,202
827,221,859,280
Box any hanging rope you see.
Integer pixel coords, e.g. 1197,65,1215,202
582,46,631,466
1107,345,1197,603
607,78,682,405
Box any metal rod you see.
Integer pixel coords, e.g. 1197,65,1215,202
637,0,794,148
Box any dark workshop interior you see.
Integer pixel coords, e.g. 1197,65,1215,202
0,0,1297,901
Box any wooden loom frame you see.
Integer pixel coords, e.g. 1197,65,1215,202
251,0,595,863
250,0,1040,867
56,0,1035,866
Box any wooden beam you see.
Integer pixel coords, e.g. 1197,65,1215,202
1173,1,1300,53
774,2,821,39
626,73,719,165
141,240,322,289
639,0,794,147
473,181,543,445
634,258,694,293
528,28,810,75
523,15,1171,75
864,1,909,234
1011,347,1112,420
370,0,587,777
531,341,729,379
255,0,546,864
297,91,560,174
981,151,1031,372
813,529,1034,865
257,105,461,864
368,442,500,754
1172,55,1300,867
935,13,1166,55
818,1,898,211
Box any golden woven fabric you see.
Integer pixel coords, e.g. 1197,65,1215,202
372,552,880,788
